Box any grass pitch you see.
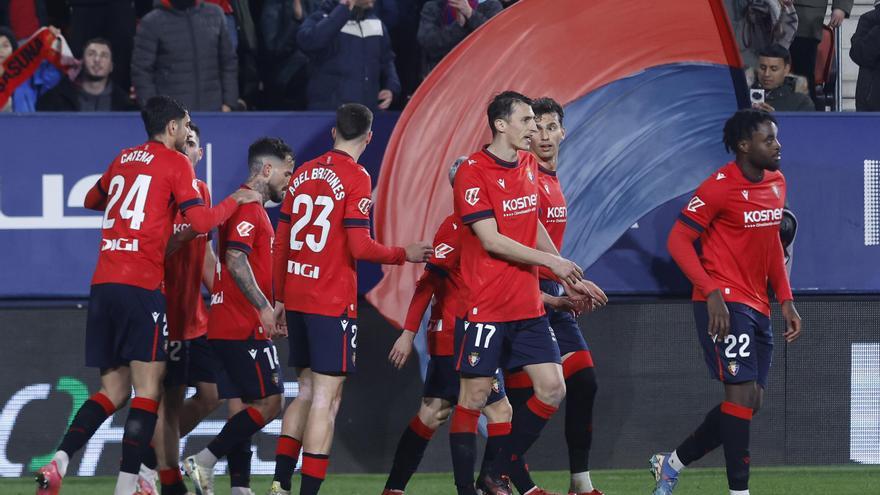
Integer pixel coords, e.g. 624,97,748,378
7,466,880,494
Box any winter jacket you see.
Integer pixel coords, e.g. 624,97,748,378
131,0,238,110
36,77,136,111
794,0,852,40
9,61,61,112
851,6,880,111
755,76,815,111
297,0,401,110
417,0,502,78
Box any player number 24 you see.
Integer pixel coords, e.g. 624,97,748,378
102,174,153,230
290,194,334,252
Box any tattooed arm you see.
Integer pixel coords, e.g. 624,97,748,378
226,249,277,336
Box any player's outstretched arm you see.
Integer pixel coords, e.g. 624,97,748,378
226,249,277,338
389,268,442,369
346,227,431,264
470,217,583,287
183,188,262,234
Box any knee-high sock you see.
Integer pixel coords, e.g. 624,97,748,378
720,401,752,492
299,452,329,495
449,406,480,495
676,404,722,465
479,421,511,477
159,468,188,495
227,438,253,488
273,435,302,491
385,415,436,490
563,353,597,474
120,397,159,475
205,408,265,461
496,396,557,494
57,392,116,470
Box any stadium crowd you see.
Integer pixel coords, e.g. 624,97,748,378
0,0,871,113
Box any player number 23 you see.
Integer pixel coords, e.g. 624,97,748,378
289,194,334,252
102,174,153,230
723,334,751,358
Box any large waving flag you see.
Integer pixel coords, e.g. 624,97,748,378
367,0,746,327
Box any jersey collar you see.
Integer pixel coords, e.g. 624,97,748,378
537,163,557,176
482,146,518,169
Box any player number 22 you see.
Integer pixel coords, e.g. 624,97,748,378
723,334,751,358
102,174,153,230
289,194,334,252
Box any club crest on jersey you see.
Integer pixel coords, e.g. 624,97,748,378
497,178,505,189
468,352,480,367
728,360,740,376
464,187,480,206
771,184,780,198
358,198,373,215
686,196,705,212
236,221,255,237
741,190,750,201
248,349,258,359
434,243,454,259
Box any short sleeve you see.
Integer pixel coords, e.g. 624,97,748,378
678,176,727,233
453,164,493,225
170,153,205,212
225,205,260,255
343,167,373,229
427,217,460,273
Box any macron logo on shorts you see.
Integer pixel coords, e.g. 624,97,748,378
248,349,257,359
464,187,480,206
236,221,255,237
686,196,705,213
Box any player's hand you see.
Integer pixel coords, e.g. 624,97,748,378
378,89,393,110
405,242,433,263
577,279,608,307
545,294,576,312
449,0,473,19
548,255,583,287
829,8,846,29
231,188,263,205
389,330,415,369
706,289,731,341
781,300,802,343
273,301,288,337
259,305,278,338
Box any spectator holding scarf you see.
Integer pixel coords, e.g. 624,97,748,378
0,26,77,112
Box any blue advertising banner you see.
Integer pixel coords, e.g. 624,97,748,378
0,112,877,298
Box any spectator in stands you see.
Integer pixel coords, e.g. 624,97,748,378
789,0,852,105
298,0,400,111
131,0,239,112
850,0,880,111
261,0,321,109
417,0,502,79
36,38,136,111
0,0,47,41
725,0,799,68
750,44,815,111
66,0,136,95
0,25,62,112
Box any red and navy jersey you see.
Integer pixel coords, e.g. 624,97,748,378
678,161,787,315
208,200,274,341
165,180,211,341
91,141,205,290
453,148,544,323
404,214,462,356
275,150,374,318
536,162,567,281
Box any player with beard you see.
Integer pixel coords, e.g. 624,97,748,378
650,109,802,495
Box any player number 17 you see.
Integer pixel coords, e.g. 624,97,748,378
473,323,497,349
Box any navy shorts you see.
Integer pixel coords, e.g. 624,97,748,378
454,316,561,377
164,336,219,388
211,338,284,401
423,355,506,405
287,311,356,375
540,279,590,356
694,302,773,388
85,283,167,369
